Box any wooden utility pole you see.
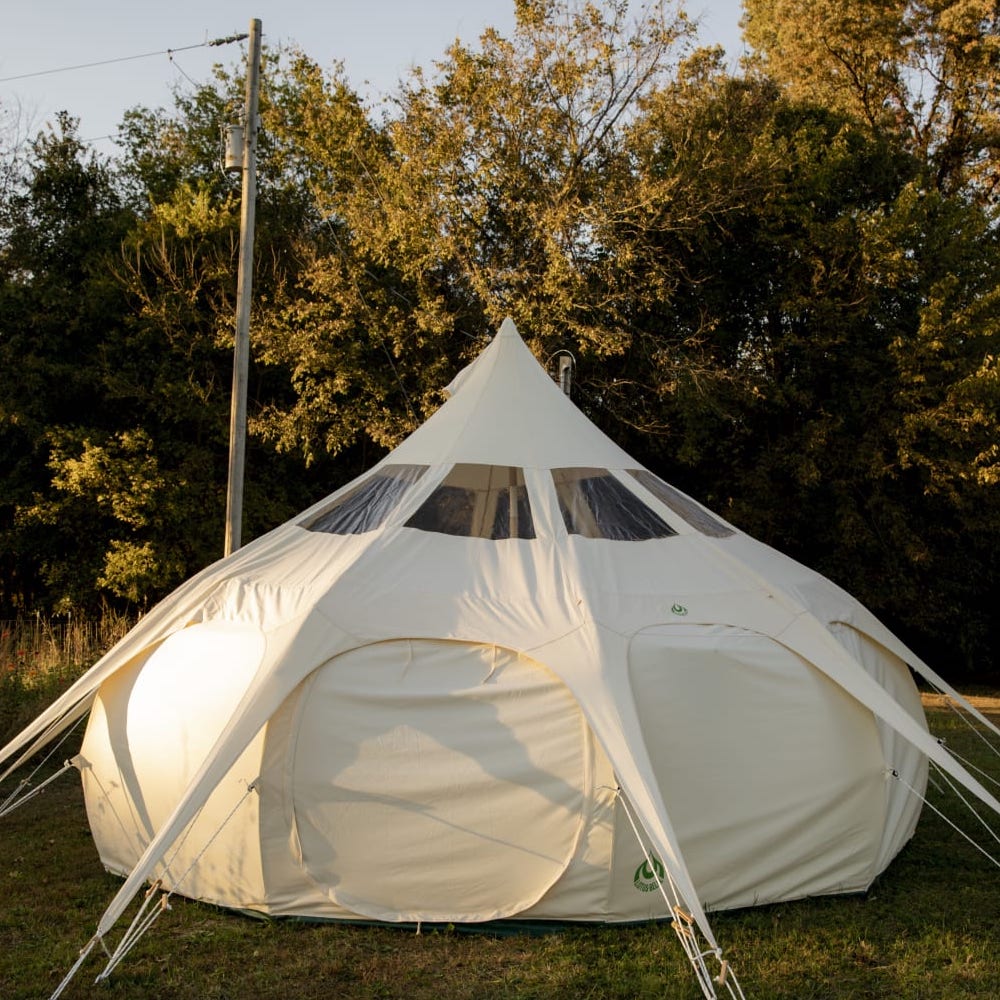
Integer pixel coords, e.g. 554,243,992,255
224,18,262,556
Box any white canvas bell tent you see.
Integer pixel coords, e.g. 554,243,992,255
4,317,1000,999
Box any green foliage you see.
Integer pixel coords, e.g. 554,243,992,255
0,81,331,614
742,0,1000,203
0,116,135,613
565,60,1000,675
254,1,696,464
0,2,998,679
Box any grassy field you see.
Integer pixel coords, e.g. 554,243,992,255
0,637,998,999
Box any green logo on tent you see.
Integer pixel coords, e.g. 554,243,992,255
633,856,665,893
671,603,688,616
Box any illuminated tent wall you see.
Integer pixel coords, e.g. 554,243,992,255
4,318,1000,991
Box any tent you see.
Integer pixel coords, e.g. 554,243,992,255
4,318,1000,998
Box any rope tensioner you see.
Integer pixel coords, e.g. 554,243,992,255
614,786,746,1000
47,777,261,997
715,959,730,987
0,756,82,819
0,715,87,819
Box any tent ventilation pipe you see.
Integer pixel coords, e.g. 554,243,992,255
550,350,576,398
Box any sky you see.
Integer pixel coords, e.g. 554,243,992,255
2,1,747,151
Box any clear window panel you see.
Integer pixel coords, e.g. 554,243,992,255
627,469,734,538
304,464,428,535
551,468,676,541
405,464,536,539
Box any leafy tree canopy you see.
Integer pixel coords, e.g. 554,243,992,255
1,2,998,680
742,0,1000,202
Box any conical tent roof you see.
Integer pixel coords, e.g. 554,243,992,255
389,316,634,468
3,318,1000,999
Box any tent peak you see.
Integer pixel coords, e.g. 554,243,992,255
394,314,634,469
498,316,520,339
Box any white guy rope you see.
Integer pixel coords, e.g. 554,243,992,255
926,761,1000,849
936,739,1000,793
48,778,259,995
613,786,746,1000
95,881,171,981
0,715,86,816
891,769,1000,872
925,769,948,797
49,934,101,1000
95,777,260,982
0,757,79,819
925,683,1000,764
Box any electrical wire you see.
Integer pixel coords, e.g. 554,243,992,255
0,34,248,84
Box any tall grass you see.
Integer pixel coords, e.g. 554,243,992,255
0,612,133,739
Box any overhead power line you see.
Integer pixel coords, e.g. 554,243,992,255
0,33,249,84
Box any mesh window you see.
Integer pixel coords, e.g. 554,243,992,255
405,464,535,539
551,468,676,541
627,469,734,538
304,464,428,535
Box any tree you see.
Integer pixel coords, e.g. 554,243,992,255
51,58,337,606
254,0,699,465
742,0,1000,202
624,67,1000,677
875,184,1000,669
0,115,135,612
2,61,334,613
